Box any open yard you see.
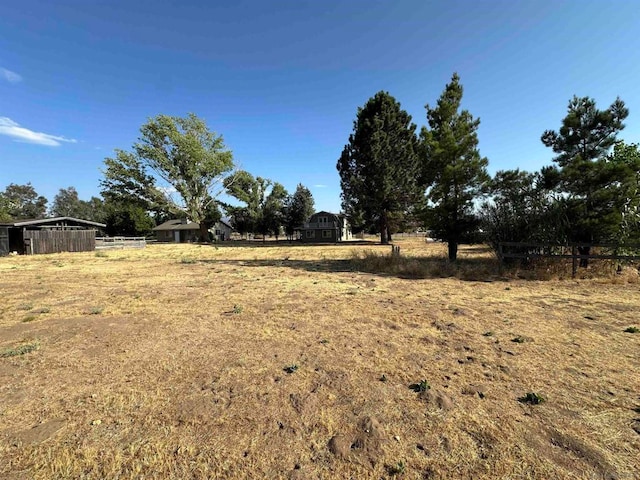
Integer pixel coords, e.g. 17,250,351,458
1,238,639,479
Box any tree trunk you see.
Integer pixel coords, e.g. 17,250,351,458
199,223,210,243
380,212,389,244
448,241,458,262
578,245,590,268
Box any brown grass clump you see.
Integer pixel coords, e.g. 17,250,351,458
0,237,639,479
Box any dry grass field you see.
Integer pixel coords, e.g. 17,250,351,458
1,238,639,479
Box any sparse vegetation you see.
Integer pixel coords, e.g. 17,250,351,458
409,379,430,393
89,307,103,315
232,304,243,314
388,460,406,476
283,364,298,374
0,341,40,358
624,326,639,333
518,392,545,405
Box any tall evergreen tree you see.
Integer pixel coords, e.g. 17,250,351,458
541,95,629,264
337,91,421,244
283,184,315,240
420,73,489,261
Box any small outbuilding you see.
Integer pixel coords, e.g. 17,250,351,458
153,218,233,243
299,211,352,243
0,217,106,255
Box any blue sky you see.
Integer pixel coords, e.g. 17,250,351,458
1,0,640,213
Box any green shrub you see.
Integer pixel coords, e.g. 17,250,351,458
409,380,430,393
518,392,545,405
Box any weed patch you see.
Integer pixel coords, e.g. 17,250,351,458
387,460,406,476
409,380,430,393
0,341,40,358
518,392,545,405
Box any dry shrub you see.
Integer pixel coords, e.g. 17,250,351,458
349,249,500,280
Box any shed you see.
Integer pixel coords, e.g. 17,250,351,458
299,211,352,243
0,217,106,255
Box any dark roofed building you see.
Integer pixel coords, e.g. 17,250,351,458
0,217,107,255
153,218,233,243
299,211,352,243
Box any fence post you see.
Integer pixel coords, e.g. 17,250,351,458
571,245,577,278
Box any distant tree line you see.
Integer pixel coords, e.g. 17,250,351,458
2,114,316,240
99,113,315,241
337,73,640,263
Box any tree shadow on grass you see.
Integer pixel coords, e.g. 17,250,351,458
196,254,505,282
207,240,377,249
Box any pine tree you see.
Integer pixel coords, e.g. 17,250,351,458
541,96,629,265
283,184,315,240
337,91,421,244
420,73,489,261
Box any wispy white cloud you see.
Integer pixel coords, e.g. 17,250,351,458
1,67,22,84
313,184,328,188
0,117,77,146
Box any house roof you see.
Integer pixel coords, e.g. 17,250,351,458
0,217,106,228
153,218,235,231
153,219,200,231
310,211,346,219
219,217,233,229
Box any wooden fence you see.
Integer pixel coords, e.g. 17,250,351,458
95,237,147,250
24,230,96,255
497,242,640,278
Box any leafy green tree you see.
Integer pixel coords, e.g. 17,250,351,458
541,95,629,265
0,193,12,222
599,142,640,244
51,187,105,222
103,201,155,236
1,183,48,220
283,184,315,240
420,73,490,261
337,91,421,244
223,170,287,240
259,182,288,240
101,113,235,241
223,170,269,238
480,169,566,261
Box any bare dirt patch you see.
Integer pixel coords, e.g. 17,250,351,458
0,239,638,479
